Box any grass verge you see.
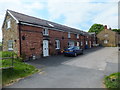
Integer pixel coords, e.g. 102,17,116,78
2,60,38,87
104,72,120,88
1,51,39,87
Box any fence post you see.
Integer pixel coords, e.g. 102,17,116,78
12,52,13,67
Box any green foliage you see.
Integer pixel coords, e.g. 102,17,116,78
2,51,17,58
1,51,38,86
112,29,120,34
104,72,120,88
2,60,38,86
88,24,104,34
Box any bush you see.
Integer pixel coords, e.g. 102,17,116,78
2,51,17,58
104,72,120,88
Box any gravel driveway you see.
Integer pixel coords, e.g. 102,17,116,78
5,47,119,88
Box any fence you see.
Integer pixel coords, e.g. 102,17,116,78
0,46,2,51
0,52,14,70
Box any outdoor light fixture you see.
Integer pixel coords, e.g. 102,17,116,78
22,35,25,40
14,40,16,42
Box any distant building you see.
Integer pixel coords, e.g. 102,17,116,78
97,25,120,47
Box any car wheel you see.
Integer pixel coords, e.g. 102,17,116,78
74,53,77,57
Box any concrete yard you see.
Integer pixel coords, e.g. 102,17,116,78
5,47,119,88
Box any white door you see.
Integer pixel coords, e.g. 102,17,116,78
43,40,49,57
77,42,79,46
89,41,91,48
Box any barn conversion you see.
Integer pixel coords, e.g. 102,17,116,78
2,10,96,59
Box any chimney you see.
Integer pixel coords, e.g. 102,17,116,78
109,27,111,30
104,25,107,29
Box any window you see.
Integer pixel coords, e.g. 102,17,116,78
104,34,108,37
55,40,60,49
81,41,83,46
8,40,13,51
77,42,79,46
43,28,48,35
77,34,79,39
6,19,11,29
68,32,71,38
74,46,80,50
86,41,88,45
47,23,54,27
68,41,74,47
104,40,108,44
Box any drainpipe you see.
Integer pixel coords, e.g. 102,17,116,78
18,22,22,56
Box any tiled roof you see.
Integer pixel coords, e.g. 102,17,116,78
7,9,88,35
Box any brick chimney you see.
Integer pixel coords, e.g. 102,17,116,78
109,27,111,30
104,25,107,29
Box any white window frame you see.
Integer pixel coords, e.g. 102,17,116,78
68,41,74,47
81,41,83,46
77,42,79,46
104,40,108,44
55,40,60,49
104,34,108,37
77,34,79,39
86,41,88,45
6,19,11,29
8,40,13,51
43,28,49,35
68,32,71,38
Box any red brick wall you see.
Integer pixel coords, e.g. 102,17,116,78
20,25,43,58
19,24,89,58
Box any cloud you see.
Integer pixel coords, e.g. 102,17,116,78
92,3,118,29
0,0,119,42
47,0,118,30
0,0,45,42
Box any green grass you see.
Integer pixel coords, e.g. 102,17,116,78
0,51,2,58
1,51,39,87
104,72,120,88
0,59,13,68
2,60,38,86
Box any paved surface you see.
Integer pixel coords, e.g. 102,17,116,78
5,47,119,88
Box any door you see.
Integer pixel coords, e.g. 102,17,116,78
89,41,91,48
43,40,49,57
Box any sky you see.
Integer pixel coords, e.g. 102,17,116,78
0,0,119,42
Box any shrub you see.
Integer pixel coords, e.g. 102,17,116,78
2,51,17,58
104,72,120,88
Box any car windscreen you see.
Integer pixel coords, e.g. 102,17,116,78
68,46,74,49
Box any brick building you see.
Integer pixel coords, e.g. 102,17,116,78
2,10,96,59
97,25,120,47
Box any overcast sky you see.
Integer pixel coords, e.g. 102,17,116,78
0,0,119,42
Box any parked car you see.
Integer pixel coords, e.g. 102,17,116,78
64,46,83,56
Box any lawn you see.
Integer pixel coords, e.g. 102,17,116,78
1,51,39,87
104,72,120,88
0,51,1,58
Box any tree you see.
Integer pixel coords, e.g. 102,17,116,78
88,24,104,34
112,29,120,34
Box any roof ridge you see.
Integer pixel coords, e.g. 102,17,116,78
7,9,86,33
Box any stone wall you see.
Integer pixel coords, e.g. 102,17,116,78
2,13,20,55
97,29,117,47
